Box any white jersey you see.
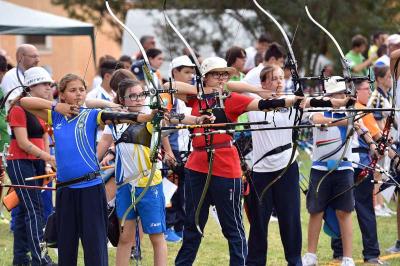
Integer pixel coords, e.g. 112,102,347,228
311,111,353,171
248,94,297,172
0,67,24,112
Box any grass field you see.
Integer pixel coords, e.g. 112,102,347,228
1,153,400,265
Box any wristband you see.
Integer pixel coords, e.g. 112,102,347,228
309,98,333,108
258,98,286,110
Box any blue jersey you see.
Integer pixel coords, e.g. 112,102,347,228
49,108,103,188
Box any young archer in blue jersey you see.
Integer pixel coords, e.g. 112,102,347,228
20,73,156,266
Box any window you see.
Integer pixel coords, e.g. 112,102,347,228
18,35,52,52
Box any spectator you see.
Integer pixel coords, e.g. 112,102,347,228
244,33,272,72
345,34,376,76
368,32,388,63
225,46,246,80
119,55,133,70
134,35,156,60
147,48,165,82
243,42,286,86
375,34,400,67
1,44,39,111
91,55,116,91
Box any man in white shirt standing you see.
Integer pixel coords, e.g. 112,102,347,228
1,44,39,111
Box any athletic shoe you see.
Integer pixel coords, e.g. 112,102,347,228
165,227,182,243
341,257,355,266
383,204,396,215
364,257,389,265
375,205,392,217
386,240,400,253
302,253,317,266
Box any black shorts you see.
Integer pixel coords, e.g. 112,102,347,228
306,168,355,214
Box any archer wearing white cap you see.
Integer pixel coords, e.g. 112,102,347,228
6,66,56,266
303,76,358,266
162,55,195,242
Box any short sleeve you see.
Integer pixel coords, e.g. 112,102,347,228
8,106,27,128
225,93,254,121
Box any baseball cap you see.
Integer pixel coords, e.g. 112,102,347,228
200,56,237,76
24,67,53,87
388,34,400,45
171,55,195,69
324,76,346,95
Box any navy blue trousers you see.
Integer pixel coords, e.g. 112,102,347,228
175,169,247,266
246,162,302,266
56,183,108,266
166,149,186,232
7,159,50,266
331,168,380,260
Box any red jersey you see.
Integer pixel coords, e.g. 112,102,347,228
185,92,253,178
7,105,46,160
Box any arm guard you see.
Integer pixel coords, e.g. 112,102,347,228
309,98,333,108
100,111,139,124
258,98,286,111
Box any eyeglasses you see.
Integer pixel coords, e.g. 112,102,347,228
209,72,230,79
23,54,39,59
123,92,147,101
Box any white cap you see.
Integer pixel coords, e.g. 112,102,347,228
24,67,53,87
388,34,400,45
171,55,195,69
324,76,347,95
200,56,237,76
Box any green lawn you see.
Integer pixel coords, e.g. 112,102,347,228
1,153,400,265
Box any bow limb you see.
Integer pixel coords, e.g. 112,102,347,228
164,0,213,235
305,6,357,195
253,0,304,203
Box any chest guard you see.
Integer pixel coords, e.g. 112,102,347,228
114,123,152,148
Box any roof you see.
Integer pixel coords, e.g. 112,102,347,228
0,0,93,36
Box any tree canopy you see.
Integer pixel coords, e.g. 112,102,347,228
52,0,400,74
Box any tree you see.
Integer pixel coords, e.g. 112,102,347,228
52,0,400,75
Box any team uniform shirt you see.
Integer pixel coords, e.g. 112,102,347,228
310,111,353,171
243,63,264,87
7,105,46,160
103,123,162,187
349,103,381,167
185,92,253,178
248,94,297,172
0,67,24,112
48,108,103,188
